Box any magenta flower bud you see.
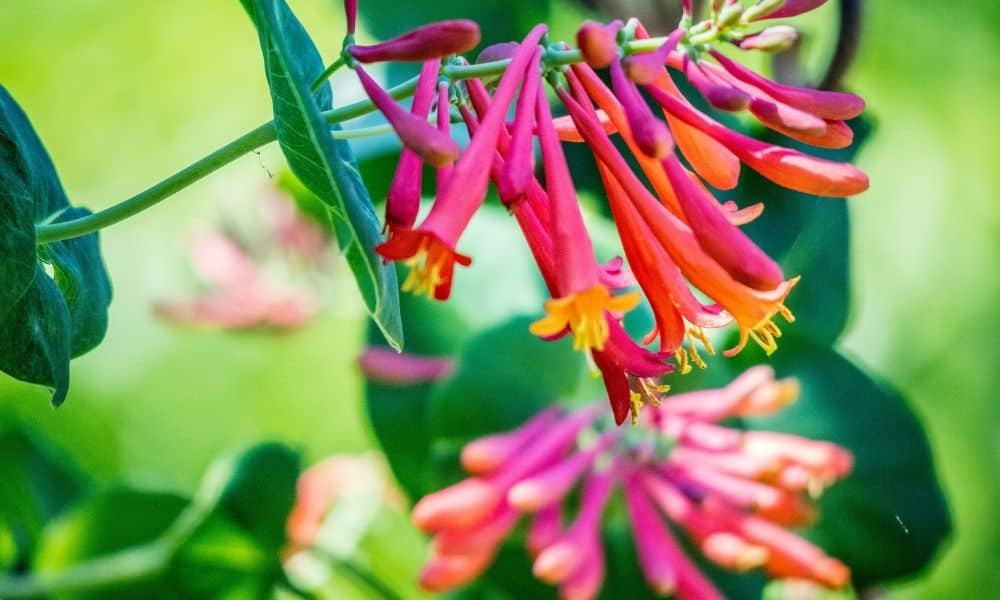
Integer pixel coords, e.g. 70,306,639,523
623,28,684,85
412,477,502,532
432,503,520,555
738,25,800,51
357,347,454,385
460,408,561,474
497,47,542,202
710,49,864,120
354,65,460,167
683,57,751,112
559,542,605,600
508,433,615,511
527,503,563,557
476,41,521,65
576,21,619,69
348,19,481,63
435,81,455,195
385,60,441,231
343,0,357,35
609,60,673,158
755,0,831,20
749,97,828,136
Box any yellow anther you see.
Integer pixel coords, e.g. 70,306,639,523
675,347,692,375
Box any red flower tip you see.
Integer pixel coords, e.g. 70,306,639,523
576,21,619,69
349,19,481,63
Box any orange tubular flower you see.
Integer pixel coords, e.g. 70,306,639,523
528,85,640,353
557,84,798,357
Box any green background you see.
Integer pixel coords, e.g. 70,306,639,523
1,0,996,597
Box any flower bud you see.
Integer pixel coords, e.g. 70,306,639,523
349,20,481,63
738,25,799,52
757,0,831,20
576,21,618,69
343,0,357,35
741,0,788,23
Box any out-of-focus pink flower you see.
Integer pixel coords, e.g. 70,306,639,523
285,454,401,557
406,366,853,598
155,187,330,331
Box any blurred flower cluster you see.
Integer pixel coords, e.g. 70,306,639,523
342,0,867,424
155,183,332,330
388,362,853,599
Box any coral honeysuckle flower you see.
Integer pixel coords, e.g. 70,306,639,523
376,25,547,300
528,88,641,353
406,366,854,598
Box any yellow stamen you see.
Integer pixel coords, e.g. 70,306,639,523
675,327,716,374
627,377,667,425
529,285,640,352
401,249,445,297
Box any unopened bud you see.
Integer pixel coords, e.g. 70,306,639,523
576,21,618,69
717,2,745,28
741,0,786,23
758,0,831,20
349,20,481,63
738,25,799,51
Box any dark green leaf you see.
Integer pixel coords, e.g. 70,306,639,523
211,442,300,552
32,488,188,599
0,267,72,405
0,429,85,571
0,86,113,404
239,0,403,350
38,208,113,357
734,335,951,585
428,316,583,443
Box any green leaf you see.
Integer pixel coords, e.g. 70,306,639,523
0,86,113,404
0,429,85,571
734,335,951,585
428,316,583,443
739,118,873,345
0,267,72,405
239,0,403,350
32,488,188,599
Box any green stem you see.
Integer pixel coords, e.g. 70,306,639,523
35,36,666,245
34,76,420,245
310,57,345,92
0,545,168,598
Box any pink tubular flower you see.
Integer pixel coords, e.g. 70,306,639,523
348,20,481,63
576,20,620,69
343,0,357,35
384,60,442,233
528,82,641,353
357,346,455,385
753,0,832,21
409,366,854,597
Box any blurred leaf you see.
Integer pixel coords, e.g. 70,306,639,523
0,87,113,405
428,316,583,442
0,429,85,571
33,488,188,599
240,0,403,350
739,118,873,345
735,334,951,585
763,579,856,600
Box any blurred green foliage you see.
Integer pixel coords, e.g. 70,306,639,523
0,0,997,598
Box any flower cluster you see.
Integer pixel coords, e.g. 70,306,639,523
400,364,853,598
155,183,331,330
343,0,867,424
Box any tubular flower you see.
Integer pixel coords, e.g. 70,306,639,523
529,88,641,352
409,366,854,597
